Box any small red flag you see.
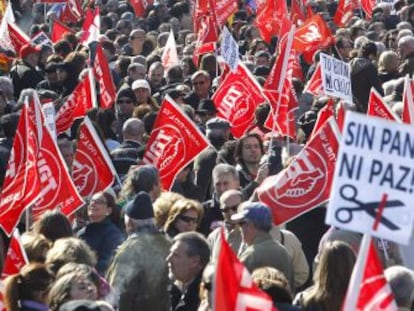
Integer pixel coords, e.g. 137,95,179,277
336,101,346,133
213,0,238,27
255,0,288,43
291,0,307,26
193,8,219,66
310,98,335,138
1,231,28,279
402,75,414,125
130,0,153,17
143,95,209,190
304,63,323,95
360,0,376,20
72,117,116,198
333,0,359,27
7,22,30,53
367,88,401,122
51,20,74,43
80,7,100,45
214,230,276,311
212,62,267,138
93,43,116,109
55,72,94,134
258,117,340,225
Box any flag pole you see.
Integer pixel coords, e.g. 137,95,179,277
88,68,99,108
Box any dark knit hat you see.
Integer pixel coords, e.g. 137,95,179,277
124,191,154,220
116,87,137,104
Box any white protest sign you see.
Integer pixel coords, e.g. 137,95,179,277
320,53,352,102
326,111,414,245
42,101,57,141
31,31,53,47
221,26,239,73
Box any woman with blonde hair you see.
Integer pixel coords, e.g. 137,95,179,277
164,199,204,239
294,241,356,311
153,192,185,230
3,263,55,311
378,50,400,83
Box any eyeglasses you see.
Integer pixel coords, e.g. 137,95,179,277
221,205,239,213
192,80,206,86
178,215,198,224
117,99,133,104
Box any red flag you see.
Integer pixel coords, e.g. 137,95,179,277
360,0,376,20
93,43,116,109
193,8,219,66
212,62,267,138
0,102,41,235
7,22,30,53
367,88,401,122
402,75,414,125
80,7,100,45
310,98,335,138
130,0,153,17
193,0,210,35
143,95,209,190
213,0,238,27
304,63,323,95
293,15,334,54
291,0,307,26
255,0,288,43
1,231,28,279
257,117,340,225
27,94,84,219
72,117,116,197
333,0,359,27
51,20,74,43
336,101,346,133
59,2,81,24
343,236,398,310
55,72,94,134
215,230,276,311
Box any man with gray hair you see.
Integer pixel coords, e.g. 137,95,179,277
107,191,171,310
384,265,414,310
398,35,414,76
232,202,294,288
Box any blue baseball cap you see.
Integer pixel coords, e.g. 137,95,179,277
231,202,272,228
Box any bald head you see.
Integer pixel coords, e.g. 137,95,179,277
123,117,144,142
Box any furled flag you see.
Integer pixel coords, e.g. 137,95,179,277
7,22,30,53
55,71,94,134
0,101,41,236
193,0,209,35
80,7,100,45
215,230,276,311
212,0,238,27
304,63,323,95
93,43,116,109
1,231,28,279
310,98,335,138
291,0,308,26
333,0,359,27
212,61,267,138
263,28,297,139
161,30,179,73
255,0,288,43
0,2,15,52
220,26,239,73
143,95,209,190
367,88,401,122
343,236,398,311
27,93,84,219
59,0,82,24
51,19,74,43
72,117,116,198
402,75,414,125
293,14,334,55
360,0,377,20
257,117,340,225
130,0,153,17
336,101,346,132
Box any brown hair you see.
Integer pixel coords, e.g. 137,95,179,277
4,263,54,311
21,233,51,263
153,192,185,229
164,199,204,237
32,210,73,243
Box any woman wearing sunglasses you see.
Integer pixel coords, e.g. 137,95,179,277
164,199,204,240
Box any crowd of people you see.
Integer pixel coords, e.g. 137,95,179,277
2,0,414,310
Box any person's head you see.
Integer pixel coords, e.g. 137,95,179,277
254,51,271,67
199,263,215,309
166,232,210,284
384,265,414,308
123,191,155,234
116,20,133,36
205,117,231,147
191,70,211,98
0,111,19,138
127,63,147,81
57,136,75,169
48,272,98,311
132,79,151,104
21,233,51,263
45,238,97,274
219,189,243,224
87,192,113,223
252,267,293,305
378,50,400,73
212,164,240,198
4,263,54,311
120,165,161,201
180,56,197,77
359,41,378,60
164,199,204,237
153,192,185,229
166,65,184,84
196,99,217,125
234,133,265,166
115,88,137,116
397,35,414,59
148,61,164,87
122,117,144,142
231,202,273,245
128,28,146,52
32,210,73,243
20,44,41,67
336,37,353,61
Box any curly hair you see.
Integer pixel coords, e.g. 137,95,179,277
164,199,204,238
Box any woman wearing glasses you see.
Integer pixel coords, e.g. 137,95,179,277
164,199,204,240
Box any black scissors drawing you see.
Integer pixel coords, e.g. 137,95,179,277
335,184,403,231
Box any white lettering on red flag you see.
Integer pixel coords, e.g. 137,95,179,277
212,62,267,138
367,88,401,122
72,117,116,197
258,117,340,225
93,43,116,109
143,95,209,190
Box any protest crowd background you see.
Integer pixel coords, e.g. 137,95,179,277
1,0,414,310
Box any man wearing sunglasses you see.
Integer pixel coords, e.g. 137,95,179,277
184,70,212,110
